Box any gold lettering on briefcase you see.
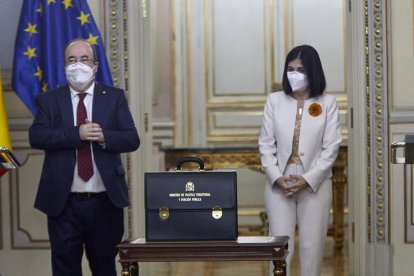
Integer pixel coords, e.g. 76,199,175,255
159,207,170,220
168,181,212,202
212,206,222,219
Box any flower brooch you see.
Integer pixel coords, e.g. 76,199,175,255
308,103,322,117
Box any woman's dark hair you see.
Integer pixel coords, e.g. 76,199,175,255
282,45,326,97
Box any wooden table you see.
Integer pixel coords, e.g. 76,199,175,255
117,236,289,276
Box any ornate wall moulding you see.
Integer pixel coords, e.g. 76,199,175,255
365,0,388,243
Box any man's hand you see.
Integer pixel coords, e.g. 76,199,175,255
79,119,105,143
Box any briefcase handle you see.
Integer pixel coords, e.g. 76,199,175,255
176,157,205,171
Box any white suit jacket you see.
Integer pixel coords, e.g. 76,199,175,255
259,91,342,192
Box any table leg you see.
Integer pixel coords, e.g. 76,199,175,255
272,260,286,276
120,262,139,276
130,262,139,276
121,262,130,276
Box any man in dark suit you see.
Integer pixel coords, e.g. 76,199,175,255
29,38,140,276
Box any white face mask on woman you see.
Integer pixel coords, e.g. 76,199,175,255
65,62,95,90
287,71,309,92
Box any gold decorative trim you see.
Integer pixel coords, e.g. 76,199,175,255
373,0,387,243
366,0,388,243
108,0,123,87
123,0,129,93
335,96,349,108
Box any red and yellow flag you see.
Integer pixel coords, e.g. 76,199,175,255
0,68,12,177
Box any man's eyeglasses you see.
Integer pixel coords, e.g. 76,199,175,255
66,57,95,64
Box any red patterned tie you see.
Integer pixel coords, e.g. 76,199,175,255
77,93,94,181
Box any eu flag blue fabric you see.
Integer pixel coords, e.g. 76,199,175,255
12,0,113,115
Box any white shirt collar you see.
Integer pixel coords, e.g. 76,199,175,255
69,82,96,98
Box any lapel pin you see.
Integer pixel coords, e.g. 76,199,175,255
102,90,106,95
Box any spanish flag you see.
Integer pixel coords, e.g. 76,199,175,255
0,68,12,177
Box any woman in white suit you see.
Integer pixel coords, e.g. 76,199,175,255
259,45,342,276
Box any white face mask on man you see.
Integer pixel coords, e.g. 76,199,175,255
287,71,309,92
65,62,95,90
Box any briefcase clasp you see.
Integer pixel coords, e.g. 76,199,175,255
159,207,170,220
212,206,222,219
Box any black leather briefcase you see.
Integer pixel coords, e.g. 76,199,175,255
145,157,238,241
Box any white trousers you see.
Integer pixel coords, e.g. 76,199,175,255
265,164,332,276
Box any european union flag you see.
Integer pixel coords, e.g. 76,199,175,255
12,0,113,115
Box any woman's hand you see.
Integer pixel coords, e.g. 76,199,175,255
287,175,310,195
274,176,296,197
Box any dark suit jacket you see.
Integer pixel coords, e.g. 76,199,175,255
29,83,140,217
